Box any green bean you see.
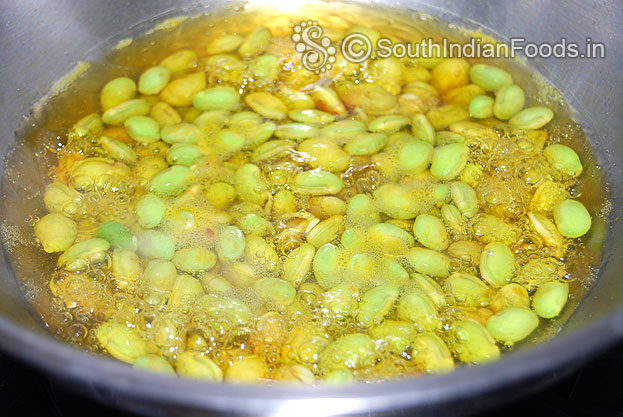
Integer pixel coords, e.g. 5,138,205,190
430,143,469,180
493,84,525,120
311,85,347,116
175,351,223,381
198,294,254,326
170,274,204,305
451,319,500,364
43,182,83,218
149,165,190,197
273,365,315,385
356,284,399,328
288,109,335,125
239,26,272,58
458,163,483,187
323,285,358,317
102,99,150,126
486,307,539,344
294,169,344,195
373,183,419,219
532,280,569,318
368,222,415,252
206,34,244,54
283,327,330,366
225,355,268,383
193,87,240,112
137,230,175,260
199,272,233,294
490,283,530,313
369,115,410,133
298,138,351,172
245,92,286,119
450,181,479,218
479,242,515,287
101,77,137,111
138,66,171,96
472,214,519,246
69,157,130,191
133,354,176,375
253,277,296,306
313,243,342,289
166,144,201,167
411,114,436,144
412,334,455,374
111,249,142,285
319,333,376,371
207,182,237,209
282,243,315,287
160,72,205,106
436,131,465,145
96,220,135,250
543,144,583,177
440,203,466,233
320,120,366,139
73,113,103,136
509,106,554,129
413,214,450,251
397,290,440,331
346,194,381,226
369,320,416,355
445,272,488,307
397,139,434,174
249,54,280,80
274,123,318,140
345,133,388,156
95,322,147,363
151,102,182,127
34,213,77,253
307,215,344,248
469,64,512,92
469,95,494,119
135,194,165,228
322,369,354,385
337,83,397,115
57,238,110,271
405,247,450,278
192,110,228,129
244,234,280,272
272,190,298,214
159,50,198,73
410,273,446,308
215,130,245,154
144,259,177,292
527,211,564,246
426,105,470,130
161,122,202,144
383,259,410,284
280,87,315,110
215,225,246,262
447,240,483,264
234,163,268,205
172,247,217,272
553,199,591,238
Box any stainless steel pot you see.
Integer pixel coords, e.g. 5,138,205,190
0,1,622,416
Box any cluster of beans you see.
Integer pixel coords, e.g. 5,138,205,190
33,23,592,383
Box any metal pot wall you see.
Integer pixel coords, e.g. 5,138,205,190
0,1,622,416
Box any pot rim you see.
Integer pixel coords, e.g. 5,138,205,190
0,305,621,415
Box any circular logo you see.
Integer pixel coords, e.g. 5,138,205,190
341,32,373,63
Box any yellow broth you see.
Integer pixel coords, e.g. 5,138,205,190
0,3,608,383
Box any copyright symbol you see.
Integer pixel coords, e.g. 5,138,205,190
341,33,373,63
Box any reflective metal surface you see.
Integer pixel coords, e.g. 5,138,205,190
0,1,622,416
